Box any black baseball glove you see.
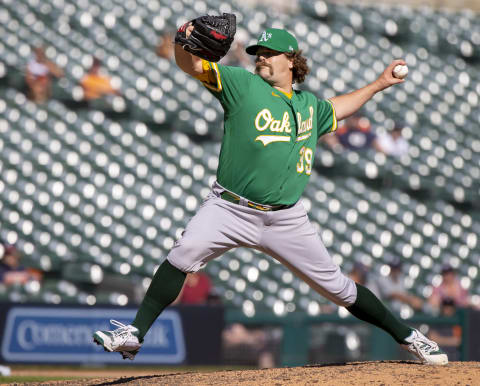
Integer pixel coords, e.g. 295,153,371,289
175,13,236,62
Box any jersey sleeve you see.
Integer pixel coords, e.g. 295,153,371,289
194,60,253,112
316,99,337,139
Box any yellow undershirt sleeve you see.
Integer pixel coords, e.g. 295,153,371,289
326,100,338,132
194,60,222,92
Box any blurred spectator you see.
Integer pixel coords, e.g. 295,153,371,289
429,265,469,314
428,297,462,361
80,57,120,101
348,262,380,298
337,115,377,150
375,123,409,157
156,33,174,60
175,271,280,368
323,115,382,152
375,259,424,313
176,272,278,367
176,271,222,305
0,244,41,286
25,46,64,103
223,42,250,67
222,323,278,368
348,262,369,285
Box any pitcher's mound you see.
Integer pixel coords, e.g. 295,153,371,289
45,361,480,385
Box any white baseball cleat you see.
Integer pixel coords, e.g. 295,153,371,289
402,329,448,365
93,319,142,360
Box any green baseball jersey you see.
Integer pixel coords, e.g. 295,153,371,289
196,61,337,205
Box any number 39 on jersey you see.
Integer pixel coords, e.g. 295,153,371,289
297,146,313,175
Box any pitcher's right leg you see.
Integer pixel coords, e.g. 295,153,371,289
93,193,260,359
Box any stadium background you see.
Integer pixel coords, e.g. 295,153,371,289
0,0,479,380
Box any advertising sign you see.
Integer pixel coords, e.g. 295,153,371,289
1,307,185,364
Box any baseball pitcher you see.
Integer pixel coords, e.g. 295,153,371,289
94,14,447,365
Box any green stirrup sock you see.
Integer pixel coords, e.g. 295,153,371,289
132,260,186,340
346,283,412,344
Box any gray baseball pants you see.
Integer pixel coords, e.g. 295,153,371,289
167,182,357,307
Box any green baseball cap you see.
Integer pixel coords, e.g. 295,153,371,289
246,28,299,55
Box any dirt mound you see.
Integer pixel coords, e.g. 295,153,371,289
31,361,480,385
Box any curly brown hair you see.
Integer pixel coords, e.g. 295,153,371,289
285,50,310,84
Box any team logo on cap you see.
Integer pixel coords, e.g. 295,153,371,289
259,31,272,42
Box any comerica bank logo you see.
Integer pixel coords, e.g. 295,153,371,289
15,320,94,350
1,307,185,364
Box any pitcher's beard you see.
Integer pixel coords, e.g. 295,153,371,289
255,64,273,77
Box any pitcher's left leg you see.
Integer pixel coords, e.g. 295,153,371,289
261,203,448,365
261,203,357,307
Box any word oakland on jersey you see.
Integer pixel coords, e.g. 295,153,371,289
196,60,337,206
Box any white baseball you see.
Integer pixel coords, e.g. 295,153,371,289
393,64,408,79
